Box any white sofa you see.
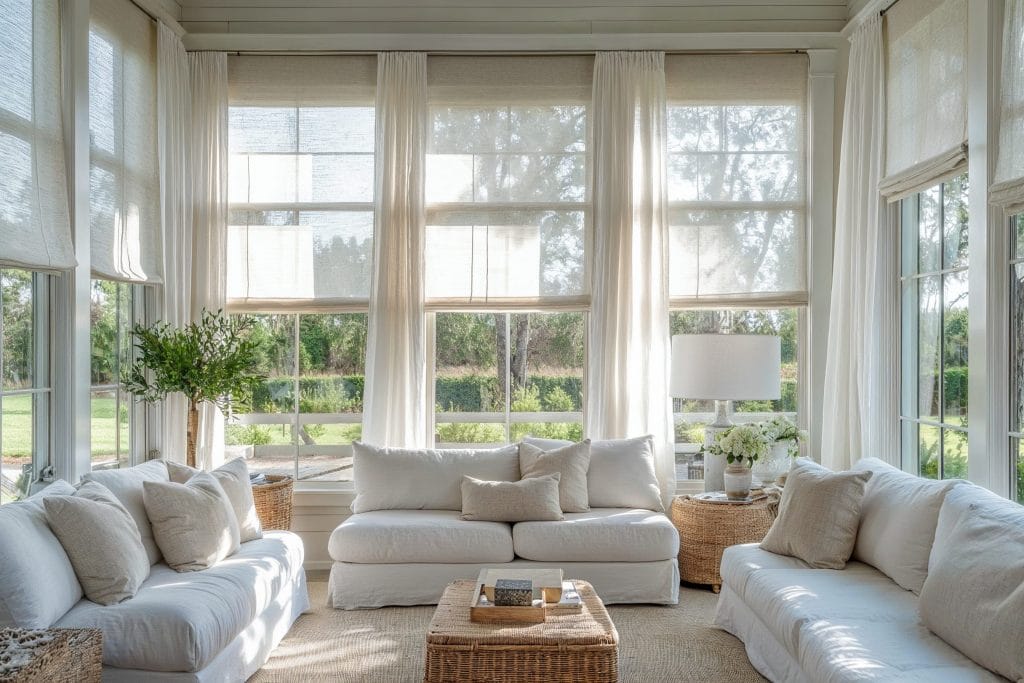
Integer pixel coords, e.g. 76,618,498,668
0,464,310,682
328,439,680,609
715,458,1022,682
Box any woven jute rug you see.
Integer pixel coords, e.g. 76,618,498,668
250,580,766,682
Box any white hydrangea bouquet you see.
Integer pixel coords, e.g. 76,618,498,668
703,423,771,469
759,415,808,457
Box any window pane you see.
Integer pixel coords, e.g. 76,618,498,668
942,269,968,423
917,275,941,421
90,389,118,468
1,269,33,391
1013,260,1024,434
942,428,968,480
1,395,31,504
918,185,941,273
942,174,969,270
435,313,505,445
1015,437,1023,503
919,423,940,479
244,314,296,414
90,280,119,386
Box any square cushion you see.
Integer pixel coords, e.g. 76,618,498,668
328,510,514,564
0,480,82,628
518,440,591,512
351,442,519,513
461,473,564,522
82,460,170,565
165,458,263,543
56,531,303,673
851,457,958,593
512,508,679,562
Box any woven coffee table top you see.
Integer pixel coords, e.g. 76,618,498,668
427,580,618,647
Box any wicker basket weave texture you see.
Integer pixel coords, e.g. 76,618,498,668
425,580,619,683
252,475,294,531
0,628,102,683
672,496,778,592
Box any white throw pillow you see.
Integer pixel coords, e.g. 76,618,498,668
82,459,170,564
760,458,871,569
851,457,958,593
351,442,520,513
143,472,241,572
519,440,590,512
919,483,1024,682
460,473,564,522
0,480,83,628
43,481,150,605
523,435,663,512
165,458,263,543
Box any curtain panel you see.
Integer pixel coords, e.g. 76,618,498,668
587,51,675,505
362,52,429,448
991,0,1024,214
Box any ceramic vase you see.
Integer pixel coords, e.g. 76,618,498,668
724,464,753,500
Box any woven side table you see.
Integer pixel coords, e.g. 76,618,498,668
425,580,619,683
252,475,294,530
671,496,778,593
0,628,102,683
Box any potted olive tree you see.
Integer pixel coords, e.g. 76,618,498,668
703,423,771,500
123,310,264,468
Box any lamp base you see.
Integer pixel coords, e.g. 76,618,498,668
703,400,732,492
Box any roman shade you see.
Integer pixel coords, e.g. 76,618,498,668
89,0,162,283
880,0,968,201
226,55,377,311
425,56,593,310
991,0,1024,214
0,0,75,271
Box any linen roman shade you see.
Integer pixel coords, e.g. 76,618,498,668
425,56,593,310
991,0,1024,215
89,0,162,283
664,54,808,307
880,0,968,201
226,56,377,311
0,0,75,271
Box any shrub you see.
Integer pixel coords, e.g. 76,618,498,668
226,424,273,446
436,422,505,444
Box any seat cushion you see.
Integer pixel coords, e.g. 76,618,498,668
55,531,303,673
719,543,812,599
512,508,678,562
329,510,514,564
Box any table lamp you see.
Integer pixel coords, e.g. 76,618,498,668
670,334,781,492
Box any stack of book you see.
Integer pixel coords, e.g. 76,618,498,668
470,568,584,624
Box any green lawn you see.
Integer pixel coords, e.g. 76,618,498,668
2,393,127,461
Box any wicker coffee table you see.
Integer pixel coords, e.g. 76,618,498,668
671,495,778,593
425,580,618,683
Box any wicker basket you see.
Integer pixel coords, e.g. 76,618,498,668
0,628,102,683
252,475,294,531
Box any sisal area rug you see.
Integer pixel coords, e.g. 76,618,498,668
250,580,766,682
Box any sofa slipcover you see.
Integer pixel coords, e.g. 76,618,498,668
512,508,678,562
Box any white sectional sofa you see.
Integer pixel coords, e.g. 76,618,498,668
0,463,310,682
715,458,1023,682
328,438,680,609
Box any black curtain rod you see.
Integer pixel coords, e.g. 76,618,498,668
880,0,902,16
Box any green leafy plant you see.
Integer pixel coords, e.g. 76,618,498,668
701,423,770,468
123,309,265,467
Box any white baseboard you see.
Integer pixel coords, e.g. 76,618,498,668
304,560,333,572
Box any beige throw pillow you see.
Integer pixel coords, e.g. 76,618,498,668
461,473,564,522
760,458,872,569
43,481,150,605
165,458,263,543
143,472,241,572
519,440,591,512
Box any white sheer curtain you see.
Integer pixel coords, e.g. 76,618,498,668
587,52,675,504
362,52,428,448
189,51,228,469
155,23,192,462
991,0,1024,214
822,15,895,470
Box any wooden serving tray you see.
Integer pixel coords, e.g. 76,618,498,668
469,583,546,624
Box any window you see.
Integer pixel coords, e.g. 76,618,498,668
1,270,49,503
1011,214,1024,500
899,174,969,480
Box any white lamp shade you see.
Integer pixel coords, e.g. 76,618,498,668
670,334,781,400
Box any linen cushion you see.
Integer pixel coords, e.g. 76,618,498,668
328,510,514,564
56,531,303,673
460,473,563,522
166,458,263,543
851,457,958,593
760,458,871,569
143,472,241,572
518,440,591,512
0,480,82,628
351,442,519,513
919,483,1024,682
523,435,663,511
82,459,170,565
43,481,150,606
512,508,679,562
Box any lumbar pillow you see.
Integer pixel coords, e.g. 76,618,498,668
851,457,958,593
460,473,564,522
523,435,663,511
165,458,263,543
143,472,241,572
43,481,150,605
519,440,591,512
760,458,872,569
82,459,170,565
352,442,520,513
918,484,1024,682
